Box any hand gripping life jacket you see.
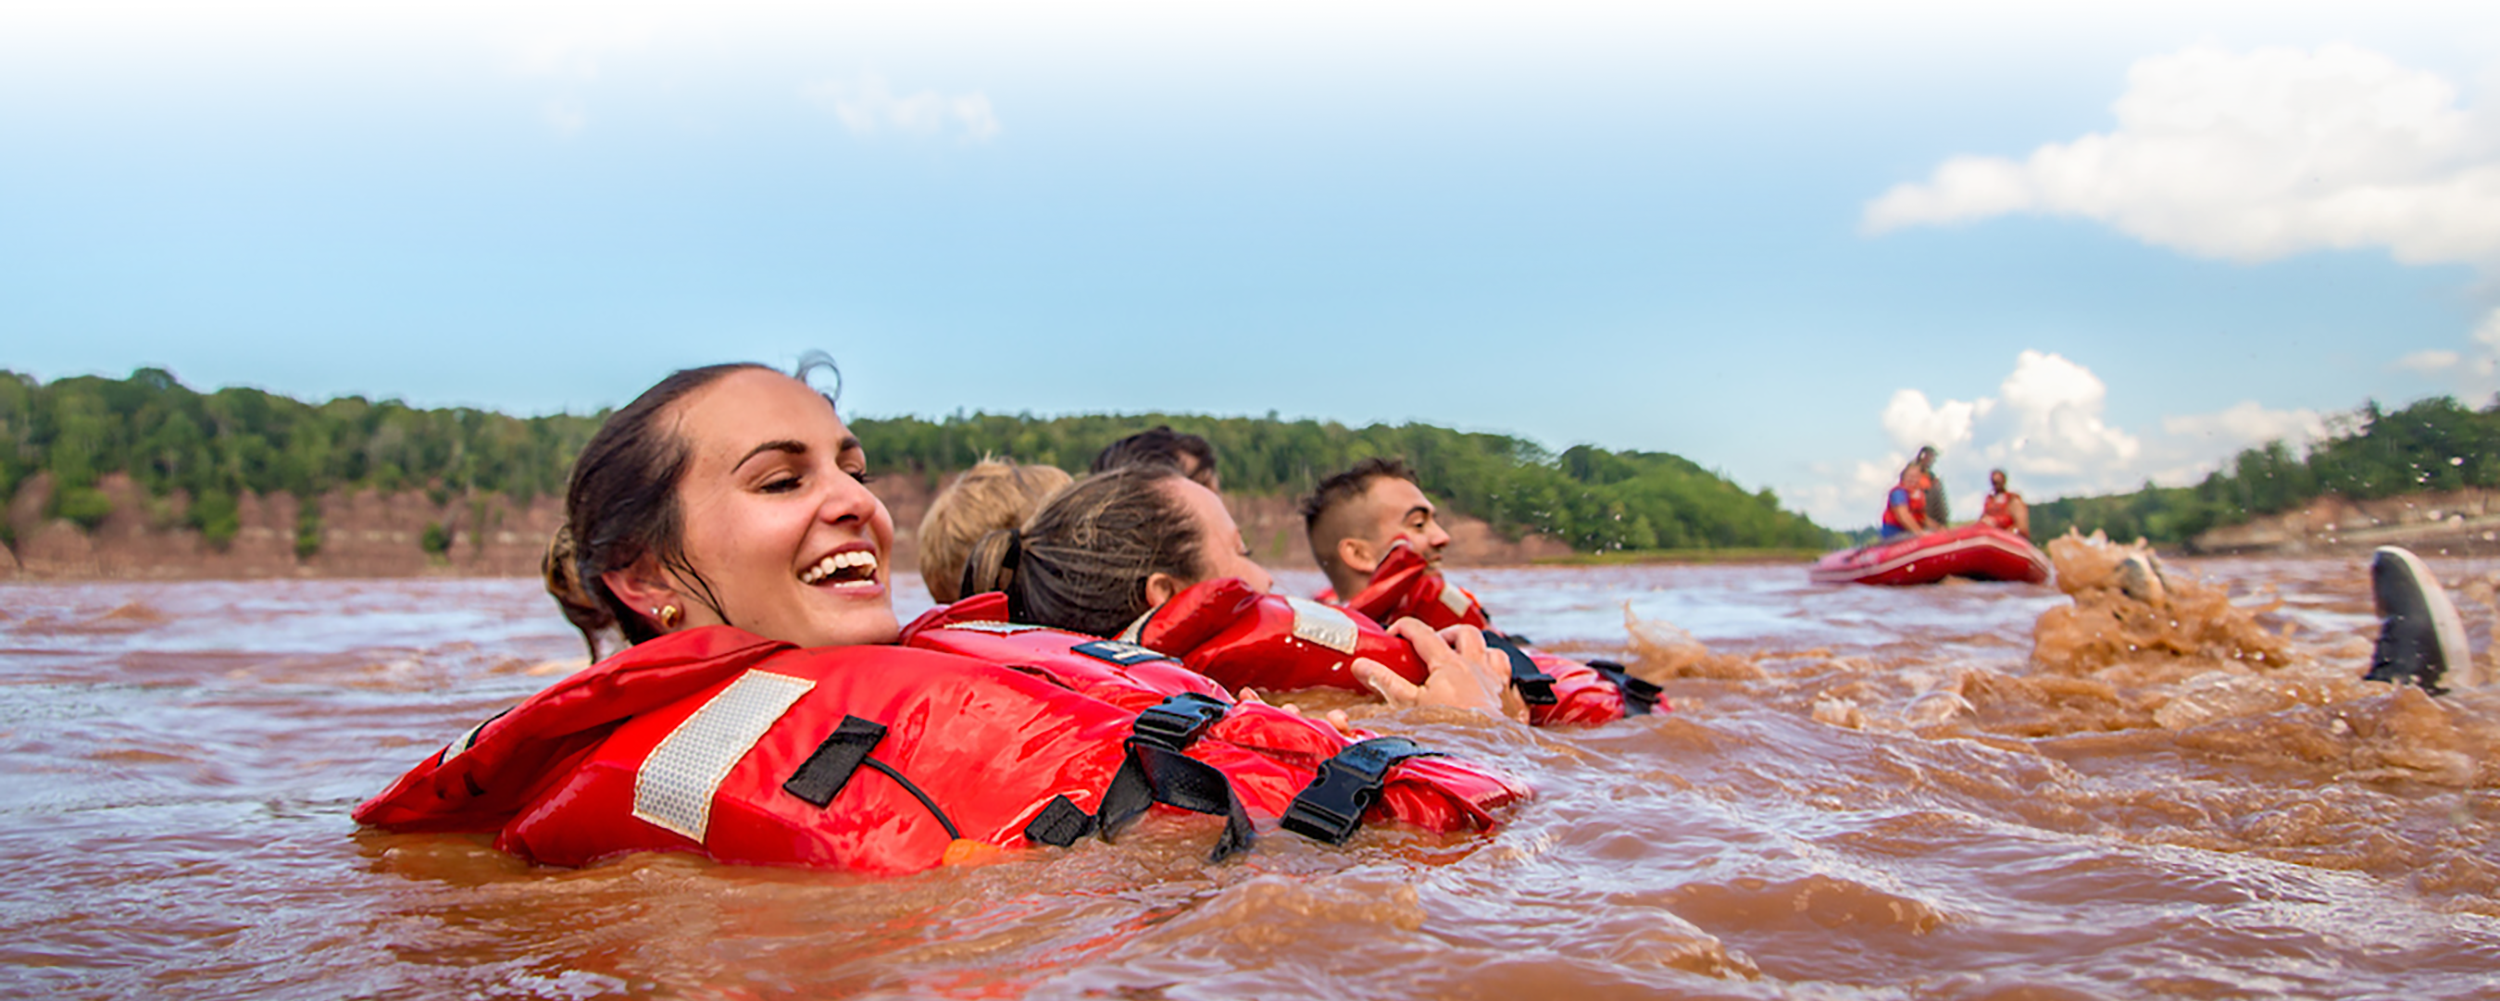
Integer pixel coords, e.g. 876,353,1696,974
896,592,1528,833
1119,578,1651,726
355,626,1525,875
1340,540,1491,632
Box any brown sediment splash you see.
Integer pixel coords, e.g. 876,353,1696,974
2030,532,2291,679
1623,603,1763,681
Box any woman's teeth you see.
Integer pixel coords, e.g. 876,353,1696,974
799,550,879,586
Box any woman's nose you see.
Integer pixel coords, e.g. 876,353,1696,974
817,473,874,525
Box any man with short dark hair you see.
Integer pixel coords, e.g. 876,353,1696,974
1300,458,1660,724
1090,425,1219,490
1300,457,1450,606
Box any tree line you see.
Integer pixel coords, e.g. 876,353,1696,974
859,411,1839,551
0,368,1836,554
2031,395,2500,547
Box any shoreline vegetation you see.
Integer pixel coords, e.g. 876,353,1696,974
0,368,2492,578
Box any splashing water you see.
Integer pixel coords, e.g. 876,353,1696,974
6,564,2500,999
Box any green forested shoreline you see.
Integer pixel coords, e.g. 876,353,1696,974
8,369,2489,558
0,368,1835,554
2031,395,2500,547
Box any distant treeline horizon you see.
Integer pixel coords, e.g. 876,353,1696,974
2030,394,2500,548
0,368,1834,555
7,367,2481,557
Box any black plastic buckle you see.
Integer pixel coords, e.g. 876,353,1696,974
1280,737,1439,845
1483,632,1558,706
1130,692,1229,751
1586,659,1661,716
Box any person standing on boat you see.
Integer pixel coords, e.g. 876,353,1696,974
1880,462,1940,541
1979,468,2030,539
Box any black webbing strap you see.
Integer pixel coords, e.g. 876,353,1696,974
1020,692,1256,863
784,715,963,840
1585,658,1661,716
1279,737,1444,845
1482,631,1557,706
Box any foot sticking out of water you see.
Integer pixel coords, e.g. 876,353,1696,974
2364,546,2472,695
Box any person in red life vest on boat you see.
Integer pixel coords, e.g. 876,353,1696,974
1297,458,1657,722
1880,449,1943,542
1979,468,2030,539
353,360,1524,876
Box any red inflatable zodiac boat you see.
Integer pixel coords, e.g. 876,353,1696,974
1809,523,2051,586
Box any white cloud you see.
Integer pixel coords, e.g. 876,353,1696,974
1864,45,2500,269
2394,349,2461,374
1872,45,2500,407
802,73,1001,143
1880,388,1985,452
1790,351,2336,527
482,0,715,79
541,98,588,137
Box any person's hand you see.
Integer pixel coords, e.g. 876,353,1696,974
1236,687,1353,734
1351,618,1518,721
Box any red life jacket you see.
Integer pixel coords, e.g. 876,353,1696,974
1882,482,1929,530
1123,578,1648,726
1340,540,1490,632
354,626,1525,875
898,591,1527,824
1981,490,2021,531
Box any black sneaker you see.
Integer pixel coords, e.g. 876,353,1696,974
2117,551,2168,605
2364,546,2470,695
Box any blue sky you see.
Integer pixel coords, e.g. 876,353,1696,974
4,1,2497,527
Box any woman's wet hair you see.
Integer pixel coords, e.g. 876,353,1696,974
918,458,1074,604
542,354,844,660
961,464,1205,637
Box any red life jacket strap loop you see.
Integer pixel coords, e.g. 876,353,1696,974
1482,631,1559,706
1584,659,1662,716
782,714,964,841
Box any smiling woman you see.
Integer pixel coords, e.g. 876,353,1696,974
355,358,1525,876
542,358,898,659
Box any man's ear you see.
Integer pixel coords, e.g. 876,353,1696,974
1339,536,1382,576
1144,571,1186,608
600,561,679,630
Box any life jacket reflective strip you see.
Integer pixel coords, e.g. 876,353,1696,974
356,627,1521,875
1340,540,1491,632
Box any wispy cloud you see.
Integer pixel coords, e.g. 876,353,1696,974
1863,45,2500,270
482,0,715,79
802,73,1001,143
1861,42,2500,448
540,95,587,137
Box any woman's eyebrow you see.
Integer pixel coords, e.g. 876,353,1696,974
735,439,808,469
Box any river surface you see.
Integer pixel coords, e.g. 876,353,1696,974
6,545,2499,999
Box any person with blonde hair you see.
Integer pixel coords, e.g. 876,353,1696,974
917,459,1073,604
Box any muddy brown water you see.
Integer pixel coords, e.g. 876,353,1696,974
5,543,2499,999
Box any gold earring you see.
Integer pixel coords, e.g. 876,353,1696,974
657,604,683,629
